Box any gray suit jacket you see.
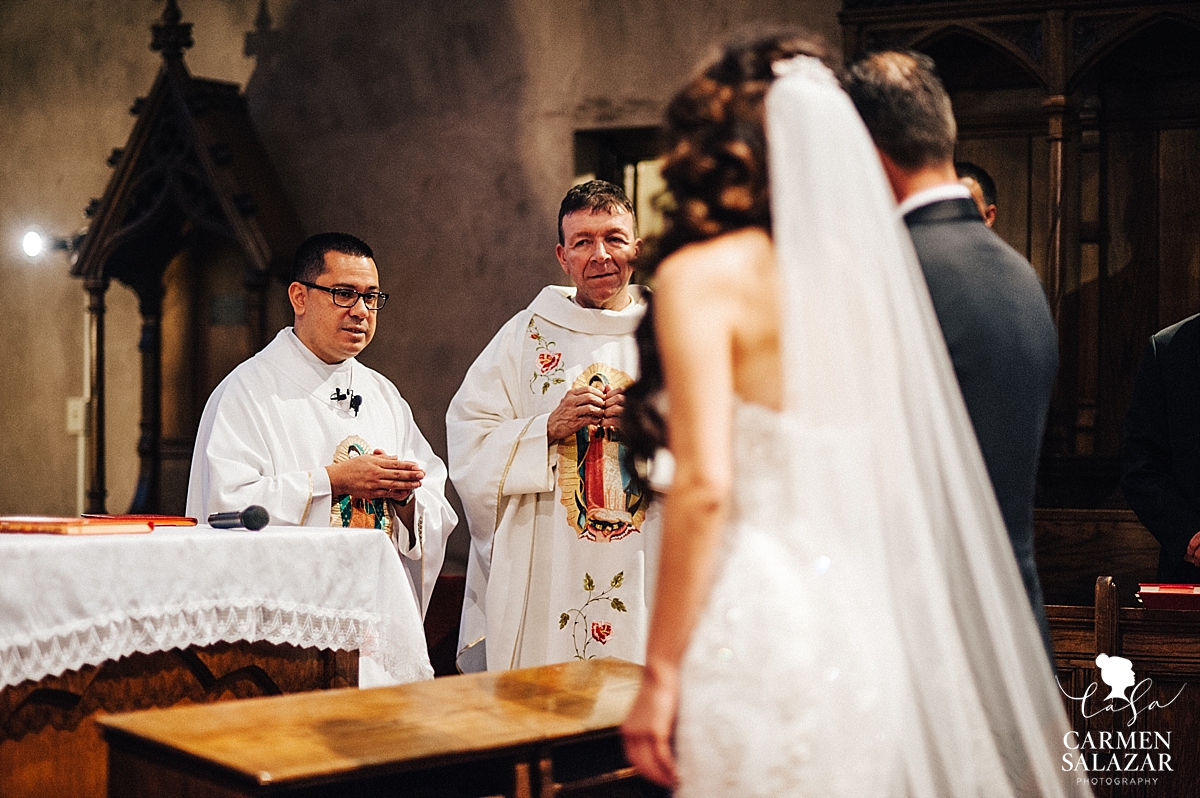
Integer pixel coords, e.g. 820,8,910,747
905,197,1059,657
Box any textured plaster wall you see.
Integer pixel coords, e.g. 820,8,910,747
0,0,840,567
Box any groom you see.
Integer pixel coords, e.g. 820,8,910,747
846,51,1059,661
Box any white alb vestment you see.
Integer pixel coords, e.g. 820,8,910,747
187,328,457,620
448,285,660,672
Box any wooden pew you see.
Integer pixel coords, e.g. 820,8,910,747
98,658,666,798
1035,508,1160,607
1048,577,1200,798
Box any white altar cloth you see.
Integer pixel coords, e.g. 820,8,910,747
0,525,433,690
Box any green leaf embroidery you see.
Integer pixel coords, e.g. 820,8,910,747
561,570,626,659
542,382,549,394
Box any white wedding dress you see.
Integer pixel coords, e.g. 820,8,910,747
669,58,1091,798
676,403,907,795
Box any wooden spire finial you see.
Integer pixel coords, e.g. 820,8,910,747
151,0,194,61
254,0,273,34
244,0,281,60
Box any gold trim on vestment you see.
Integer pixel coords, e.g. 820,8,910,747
494,417,538,534
456,635,485,674
494,416,539,671
300,471,314,524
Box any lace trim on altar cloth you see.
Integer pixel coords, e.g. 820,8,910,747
0,601,427,689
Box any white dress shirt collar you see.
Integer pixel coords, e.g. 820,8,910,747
896,183,973,218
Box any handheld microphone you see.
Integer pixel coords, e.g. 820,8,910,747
207,505,270,530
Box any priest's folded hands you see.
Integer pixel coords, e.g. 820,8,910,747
326,449,425,502
546,383,626,441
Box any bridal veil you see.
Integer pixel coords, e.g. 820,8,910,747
764,56,1089,797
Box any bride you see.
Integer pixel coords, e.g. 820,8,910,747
619,28,1091,797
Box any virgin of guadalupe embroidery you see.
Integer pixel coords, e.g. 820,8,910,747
330,435,392,533
557,364,646,541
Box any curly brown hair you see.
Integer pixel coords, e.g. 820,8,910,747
653,26,831,262
622,26,832,482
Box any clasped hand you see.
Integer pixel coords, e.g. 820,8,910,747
326,449,423,502
546,384,625,442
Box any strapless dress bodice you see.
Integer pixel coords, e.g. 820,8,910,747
728,400,793,531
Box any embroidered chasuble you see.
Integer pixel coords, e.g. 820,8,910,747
447,285,661,671
187,328,458,618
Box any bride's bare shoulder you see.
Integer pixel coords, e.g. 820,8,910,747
655,228,773,294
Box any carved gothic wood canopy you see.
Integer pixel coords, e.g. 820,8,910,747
840,0,1200,98
68,0,303,514
70,0,302,305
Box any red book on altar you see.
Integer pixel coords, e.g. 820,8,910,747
1137,583,1200,610
82,514,197,527
0,515,154,535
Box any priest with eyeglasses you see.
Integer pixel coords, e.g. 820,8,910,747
187,232,457,623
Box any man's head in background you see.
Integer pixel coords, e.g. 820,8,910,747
956,161,997,227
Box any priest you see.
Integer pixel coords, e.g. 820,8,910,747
187,232,457,620
447,181,660,672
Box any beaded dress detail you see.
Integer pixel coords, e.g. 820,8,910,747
674,402,905,796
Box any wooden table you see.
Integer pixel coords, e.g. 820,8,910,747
99,658,663,798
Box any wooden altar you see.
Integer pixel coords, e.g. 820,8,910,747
0,643,355,798
0,522,430,798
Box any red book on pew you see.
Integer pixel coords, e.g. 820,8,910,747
1137,583,1200,610
0,515,154,535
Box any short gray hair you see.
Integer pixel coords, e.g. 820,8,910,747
844,50,956,171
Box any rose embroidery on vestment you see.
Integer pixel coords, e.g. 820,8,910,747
591,622,612,644
559,571,626,659
528,319,566,394
538,351,562,374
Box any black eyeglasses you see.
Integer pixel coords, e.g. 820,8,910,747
298,281,388,310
